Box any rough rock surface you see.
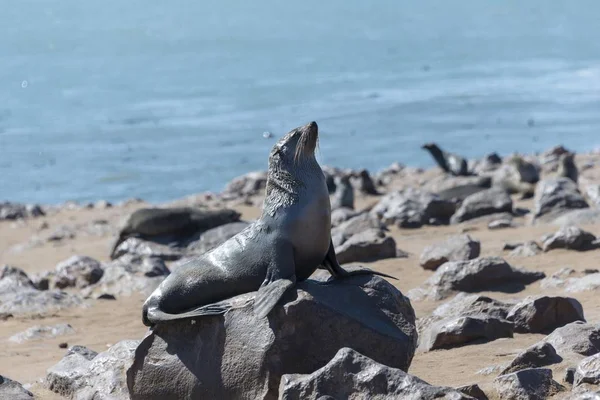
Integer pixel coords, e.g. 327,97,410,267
552,209,600,227
47,341,137,400
450,188,513,224
127,274,417,400
9,323,75,344
419,234,481,271
408,257,545,301
111,237,185,261
277,348,471,400
543,321,600,357
541,226,598,252
493,368,564,400
371,188,456,228
533,178,589,223
456,384,489,400
575,353,600,386
500,342,562,375
331,213,386,246
419,315,513,351
187,222,249,255
335,229,398,264
49,256,104,289
222,170,268,198
506,296,585,333
0,375,34,399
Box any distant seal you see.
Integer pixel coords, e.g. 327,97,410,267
331,175,354,210
422,143,469,176
142,122,394,326
557,153,578,184
109,207,241,259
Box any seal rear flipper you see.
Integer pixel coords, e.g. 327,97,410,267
323,238,398,281
253,277,296,319
145,298,244,325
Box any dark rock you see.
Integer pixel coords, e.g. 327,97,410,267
456,383,489,400
419,234,481,271
47,340,137,399
408,257,545,301
9,323,75,344
419,315,513,351
564,367,576,384
0,201,44,220
222,170,268,198
83,255,169,298
542,226,598,252
59,342,68,349
493,368,564,400
97,294,117,300
53,255,104,289
508,242,542,258
371,188,456,228
331,175,354,210
533,178,589,223
335,229,398,264
503,242,524,251
67,345,98,361
187,221,250,255
127,274,417,400
507,296,585,333
0,375,34,399
450,188,513,224
543,321,600,357
277,348,470,400
500,342,562,375
575,353,600,386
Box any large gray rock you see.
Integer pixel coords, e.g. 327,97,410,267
500,342,562,375
9,323,75,344
111,237,185,261
419,234,481,271
543,321,600,357
222,170,268,198
370,188,456,228
47,340,137,400
330,208,360,227
127,274,417,400
541,226,598,252
506,296,585,333
419,315,513,351
335,229,398,264
330,175,354,210
278,347,471,400
552,209,600,227
187,222,249,255
51,256,104,289
331,213,386,246
450,188,513,224
0,375,34,399
508,242,542,258
408,257,545,301
533,178,589,223
575,353,600,386
83,255,170,298
493,368,564,400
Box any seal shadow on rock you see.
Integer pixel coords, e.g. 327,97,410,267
141,121,396,327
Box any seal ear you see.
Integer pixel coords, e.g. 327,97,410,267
253,276,296,319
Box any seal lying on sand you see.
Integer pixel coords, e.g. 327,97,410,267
142,122,395,326
109,207,241,259
422,143,469,177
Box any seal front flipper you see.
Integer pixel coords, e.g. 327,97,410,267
322,238,398,281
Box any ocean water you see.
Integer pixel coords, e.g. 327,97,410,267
2,1,600,204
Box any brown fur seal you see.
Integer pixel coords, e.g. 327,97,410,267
142,122,394,326
557,153,578,184
109,207,240,259
422,143,469,176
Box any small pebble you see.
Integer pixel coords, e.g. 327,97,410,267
59,342,68,349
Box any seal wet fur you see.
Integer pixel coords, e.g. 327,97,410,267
142,121,395,326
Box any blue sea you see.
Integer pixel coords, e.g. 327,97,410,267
2,1,600,204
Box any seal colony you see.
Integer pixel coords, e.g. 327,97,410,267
142,121,395,326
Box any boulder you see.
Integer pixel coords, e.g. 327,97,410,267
277,348,471,400
552,209,600,227
506,296,585,333
52,256,104,289
370,188,456,228
331,213,386,246
335,229,398,264
187,222,249,255
533,178,589,223
83,255,170,298
543,321,600,357
0,375,34,400
500,342,562,375
419,315,513,351
222,170,268,198
541,226,598,252
9,323,75,344
456,384,489,400
493,368,564,400
450,188,513,224
330,208,359,227
419,234,481,271
0,201,44,220
575,353,600,386
47,340,137,400
508,242,542,258
111,237,185,261
127,274,417,400
408,257,545,301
